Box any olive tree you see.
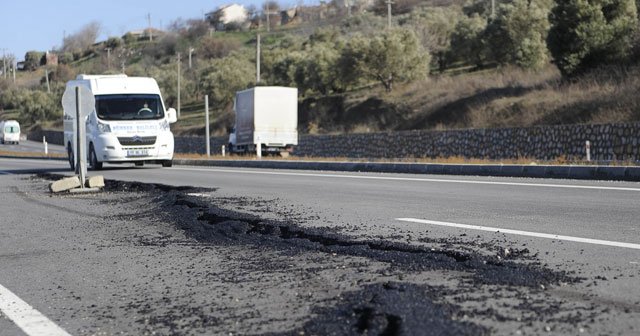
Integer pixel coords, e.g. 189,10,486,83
402,6,463,71
548,0,638,76
341,29,429,92
200,52,255,107
299,43,344,95
449,13,488,68
23,51,44,71
485,0,552,70
17,90,59,124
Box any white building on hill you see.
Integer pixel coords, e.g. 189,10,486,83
206,4,248,30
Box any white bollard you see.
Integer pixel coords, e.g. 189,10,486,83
586,140,591,162
256,143,262,159
43,136,48,155
221,145,226,157
205,95,210,157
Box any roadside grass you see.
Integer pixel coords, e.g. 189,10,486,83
0,149,65,158
0,149,634,166
173,152,639,166
382,65,640,131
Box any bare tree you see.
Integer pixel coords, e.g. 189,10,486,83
62,21,102,54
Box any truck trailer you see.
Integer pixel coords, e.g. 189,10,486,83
228,86,298,156
63,74,177,170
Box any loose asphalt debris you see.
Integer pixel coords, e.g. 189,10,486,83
38,174,618,335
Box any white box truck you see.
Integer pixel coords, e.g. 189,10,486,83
0,120,20,144
228,86,298,156
63,74,177,170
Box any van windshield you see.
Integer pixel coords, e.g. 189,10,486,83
95,94,165,121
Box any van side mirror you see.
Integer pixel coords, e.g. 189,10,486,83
166,108,177,124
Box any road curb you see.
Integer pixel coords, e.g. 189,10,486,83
3,154,638,182
173,159,640,182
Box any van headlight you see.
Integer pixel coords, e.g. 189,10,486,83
160,120,170,131
97,121,111,133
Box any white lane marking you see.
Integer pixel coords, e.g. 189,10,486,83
396,218,640,250
0,283,71,336
172,167,640,192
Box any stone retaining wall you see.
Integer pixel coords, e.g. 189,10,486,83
27,129,65,147
295,123,640,161
30,122,640,161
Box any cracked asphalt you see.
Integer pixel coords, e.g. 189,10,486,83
1,170,638,335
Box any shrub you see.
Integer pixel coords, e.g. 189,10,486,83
548,0,638,77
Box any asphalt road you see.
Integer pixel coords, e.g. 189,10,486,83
1,154,639,335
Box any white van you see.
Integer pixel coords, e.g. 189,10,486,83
0,120,21,145
63,74,177,170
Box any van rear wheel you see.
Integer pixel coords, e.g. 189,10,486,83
67,145,75,171
162,160,172,167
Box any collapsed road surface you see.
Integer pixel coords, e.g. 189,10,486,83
0,157,639,335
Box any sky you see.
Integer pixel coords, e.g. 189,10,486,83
0,0,310,62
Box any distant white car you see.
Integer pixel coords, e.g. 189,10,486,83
0,120,21,145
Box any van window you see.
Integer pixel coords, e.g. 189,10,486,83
4,126,19,133
95,94,165,121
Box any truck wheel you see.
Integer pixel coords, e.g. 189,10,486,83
135,162,144,167
162,160,173,167
89,144,103,170
67,145,75,171
228,143,233,153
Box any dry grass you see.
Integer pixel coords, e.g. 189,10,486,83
0,150,633,166
174,152,637,166
376,64,640,131
0,149,65,158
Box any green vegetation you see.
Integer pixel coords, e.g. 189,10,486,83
1,0,640,135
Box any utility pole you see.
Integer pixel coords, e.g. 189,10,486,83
2,49,6,80
491,0,495,19
106,48,111,70
177,53,181,118
386,0,394,29
45,68,50,93
148,13,153,41
264,3,278,32
266,3,270,32
12,60,16,84
188,47,195,69
256,34,261,84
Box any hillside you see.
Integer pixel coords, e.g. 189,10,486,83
1,0,639,136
